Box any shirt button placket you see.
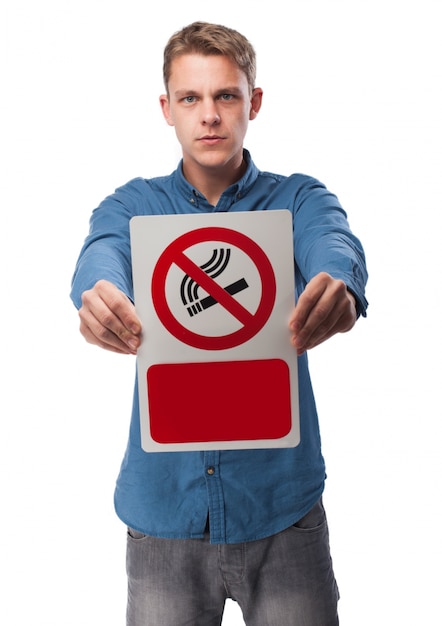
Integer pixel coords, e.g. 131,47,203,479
204,452,225,542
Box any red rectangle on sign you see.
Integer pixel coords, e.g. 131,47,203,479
146,359,292,444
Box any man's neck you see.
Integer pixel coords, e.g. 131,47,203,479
183,158,247,207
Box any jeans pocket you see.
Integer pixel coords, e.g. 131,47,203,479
292,497,327,532
127,527,148,540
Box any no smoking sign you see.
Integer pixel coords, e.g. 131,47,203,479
130,211,300,452
152,226,276,350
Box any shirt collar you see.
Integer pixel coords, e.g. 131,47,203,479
173,149,259,209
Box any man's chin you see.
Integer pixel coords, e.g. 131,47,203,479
196,151,240,171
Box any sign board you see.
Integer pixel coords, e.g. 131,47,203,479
130,210,299,452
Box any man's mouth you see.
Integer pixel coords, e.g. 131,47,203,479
199,135,224,144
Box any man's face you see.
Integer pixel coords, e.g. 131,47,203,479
160,54,262,181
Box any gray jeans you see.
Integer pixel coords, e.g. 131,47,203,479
126,498,339,625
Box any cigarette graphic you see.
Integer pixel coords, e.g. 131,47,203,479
187,278,249,317
180,249,249,317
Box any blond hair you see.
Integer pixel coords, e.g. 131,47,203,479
163,21,257,94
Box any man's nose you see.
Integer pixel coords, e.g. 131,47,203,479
202,101,220,125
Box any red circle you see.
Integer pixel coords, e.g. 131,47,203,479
151,226,276,350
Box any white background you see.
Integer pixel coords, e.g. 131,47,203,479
2,1,441,624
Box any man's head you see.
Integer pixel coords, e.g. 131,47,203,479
163,21,257,96
159,22,262,201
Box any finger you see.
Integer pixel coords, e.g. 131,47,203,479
94,280,142,336
79,305,139,354
290,299,336,354
291,290,357,354
289,284,331,351
79,317,134,354
297,314,343,353
80,285,141,353
289,273,329,332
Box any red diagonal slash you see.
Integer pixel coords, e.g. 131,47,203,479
175,251,254,325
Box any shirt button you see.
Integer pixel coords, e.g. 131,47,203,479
207,467,215,475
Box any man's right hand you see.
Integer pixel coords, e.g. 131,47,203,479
78,280,142,354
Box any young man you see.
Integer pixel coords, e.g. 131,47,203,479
71,21,368,626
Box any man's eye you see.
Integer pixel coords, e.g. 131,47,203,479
183,96,196,103
220,94,234,101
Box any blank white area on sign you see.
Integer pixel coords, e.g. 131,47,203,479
2,0,441,624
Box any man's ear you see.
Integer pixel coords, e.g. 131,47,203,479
159,94,174,126
249,87,263,120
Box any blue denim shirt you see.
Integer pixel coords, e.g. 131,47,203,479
71,151,368,544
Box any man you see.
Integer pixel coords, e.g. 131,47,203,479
71,21,368,626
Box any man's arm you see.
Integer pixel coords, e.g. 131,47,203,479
78,279,142,355
70,180,150,353
289,272,357,356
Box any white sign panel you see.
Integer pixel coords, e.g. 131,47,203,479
130,210,299,452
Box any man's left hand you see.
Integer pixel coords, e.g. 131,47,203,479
289,272,357,356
